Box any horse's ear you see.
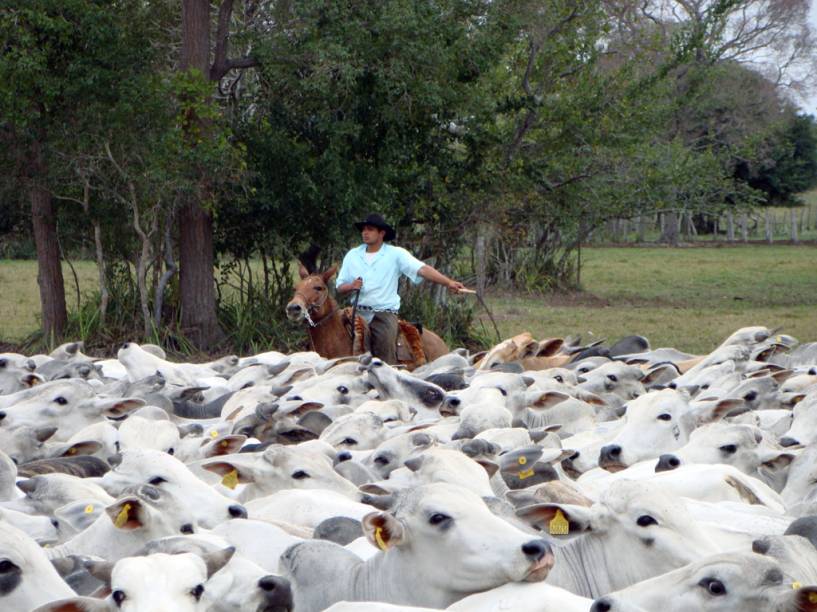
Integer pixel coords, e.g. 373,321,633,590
322,264,338,283
298,263,310,279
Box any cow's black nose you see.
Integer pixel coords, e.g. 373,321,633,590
228,504,247,519
599,445,622,464
590,598,613,612
258,575,293,610
521,539,551,561
752,538,771,554
655,454,681,472
286,303,302,312
780,437,799,447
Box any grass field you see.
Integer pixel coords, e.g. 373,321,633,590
2,245,816,354
479,245,817,354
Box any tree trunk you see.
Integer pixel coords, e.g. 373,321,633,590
178,201,221,346
726,211,735,242
178,0,222,348
790,208,798,243
661,211,679,246
740,213,749,242
636,214,646,242
29,144,67,341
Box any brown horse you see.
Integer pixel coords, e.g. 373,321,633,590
285,264,449,369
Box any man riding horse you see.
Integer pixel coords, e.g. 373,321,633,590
335,213,465,364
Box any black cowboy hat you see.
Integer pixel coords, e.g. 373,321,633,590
354,213,396,241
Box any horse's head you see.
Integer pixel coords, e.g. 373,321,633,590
286,263,338,323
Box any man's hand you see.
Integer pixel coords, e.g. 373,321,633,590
352,277,363,290
447,280,466,294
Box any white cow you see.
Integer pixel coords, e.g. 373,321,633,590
281,483,553,611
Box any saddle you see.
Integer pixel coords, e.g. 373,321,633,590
341,308,427,367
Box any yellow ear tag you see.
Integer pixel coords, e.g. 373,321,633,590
549,509,569,535
775,335,783,343
810,592,817,604
210,430,219,439
518,468,535,480
220,440,229,449
374,526,389,551
114,503,131,528
222,469,239,490
792,581,802,590
84,504,94,514
68,447,77,455
518,456,527,465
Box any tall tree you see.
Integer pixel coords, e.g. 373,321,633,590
177,0,258,348
0,0,160,340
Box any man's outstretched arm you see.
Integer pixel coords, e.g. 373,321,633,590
418,265,466,293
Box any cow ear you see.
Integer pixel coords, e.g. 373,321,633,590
696,398,746,424
576,390,607,407
57,441,102,457
95,397,145,418
203,435,246,457
22,373,44,388
297,411,333,436
201,460,255,486
105,497,145,530
760,452,796,472
475,459,499,478
527,391,571,410
515,503,593,537
537,338,564,357
34,426,59,443
796,586,817,611
54,499,104,533
362,512,406,550
322,264,339,283
202,546,235,579
31,596,111,612
298,263,310,279
641,364,679,388
781,392,807,407
84,559,114,585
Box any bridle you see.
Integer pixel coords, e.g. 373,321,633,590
292,282,340,329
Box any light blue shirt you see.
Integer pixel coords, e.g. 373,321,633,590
335,244,425,315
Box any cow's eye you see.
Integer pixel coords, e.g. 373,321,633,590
554,375,563,383
374,455,389,465
54,396,68,405
719,444,737,455
636,515,658,527
699,578,727,596
112,590,126,606
166,447,175,456
372,361,383,368
607,374,618,382
429,513,451,526
0,359,6,368
744,390,758,402
292,470,310,479
342,438,358,446
148,476,166,486
191,584,205,601
0,559,17,573
701,384,710,389
287,395,303,402
180,523,194,534
667,382,677,389
337,385,349,395
657,413,672,421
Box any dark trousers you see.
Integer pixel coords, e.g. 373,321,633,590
370,311,399,364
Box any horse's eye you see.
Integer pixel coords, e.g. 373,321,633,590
315,286,324,291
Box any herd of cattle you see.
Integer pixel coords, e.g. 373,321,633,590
1,326,817,611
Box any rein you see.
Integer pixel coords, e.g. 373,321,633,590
293,289,351,336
